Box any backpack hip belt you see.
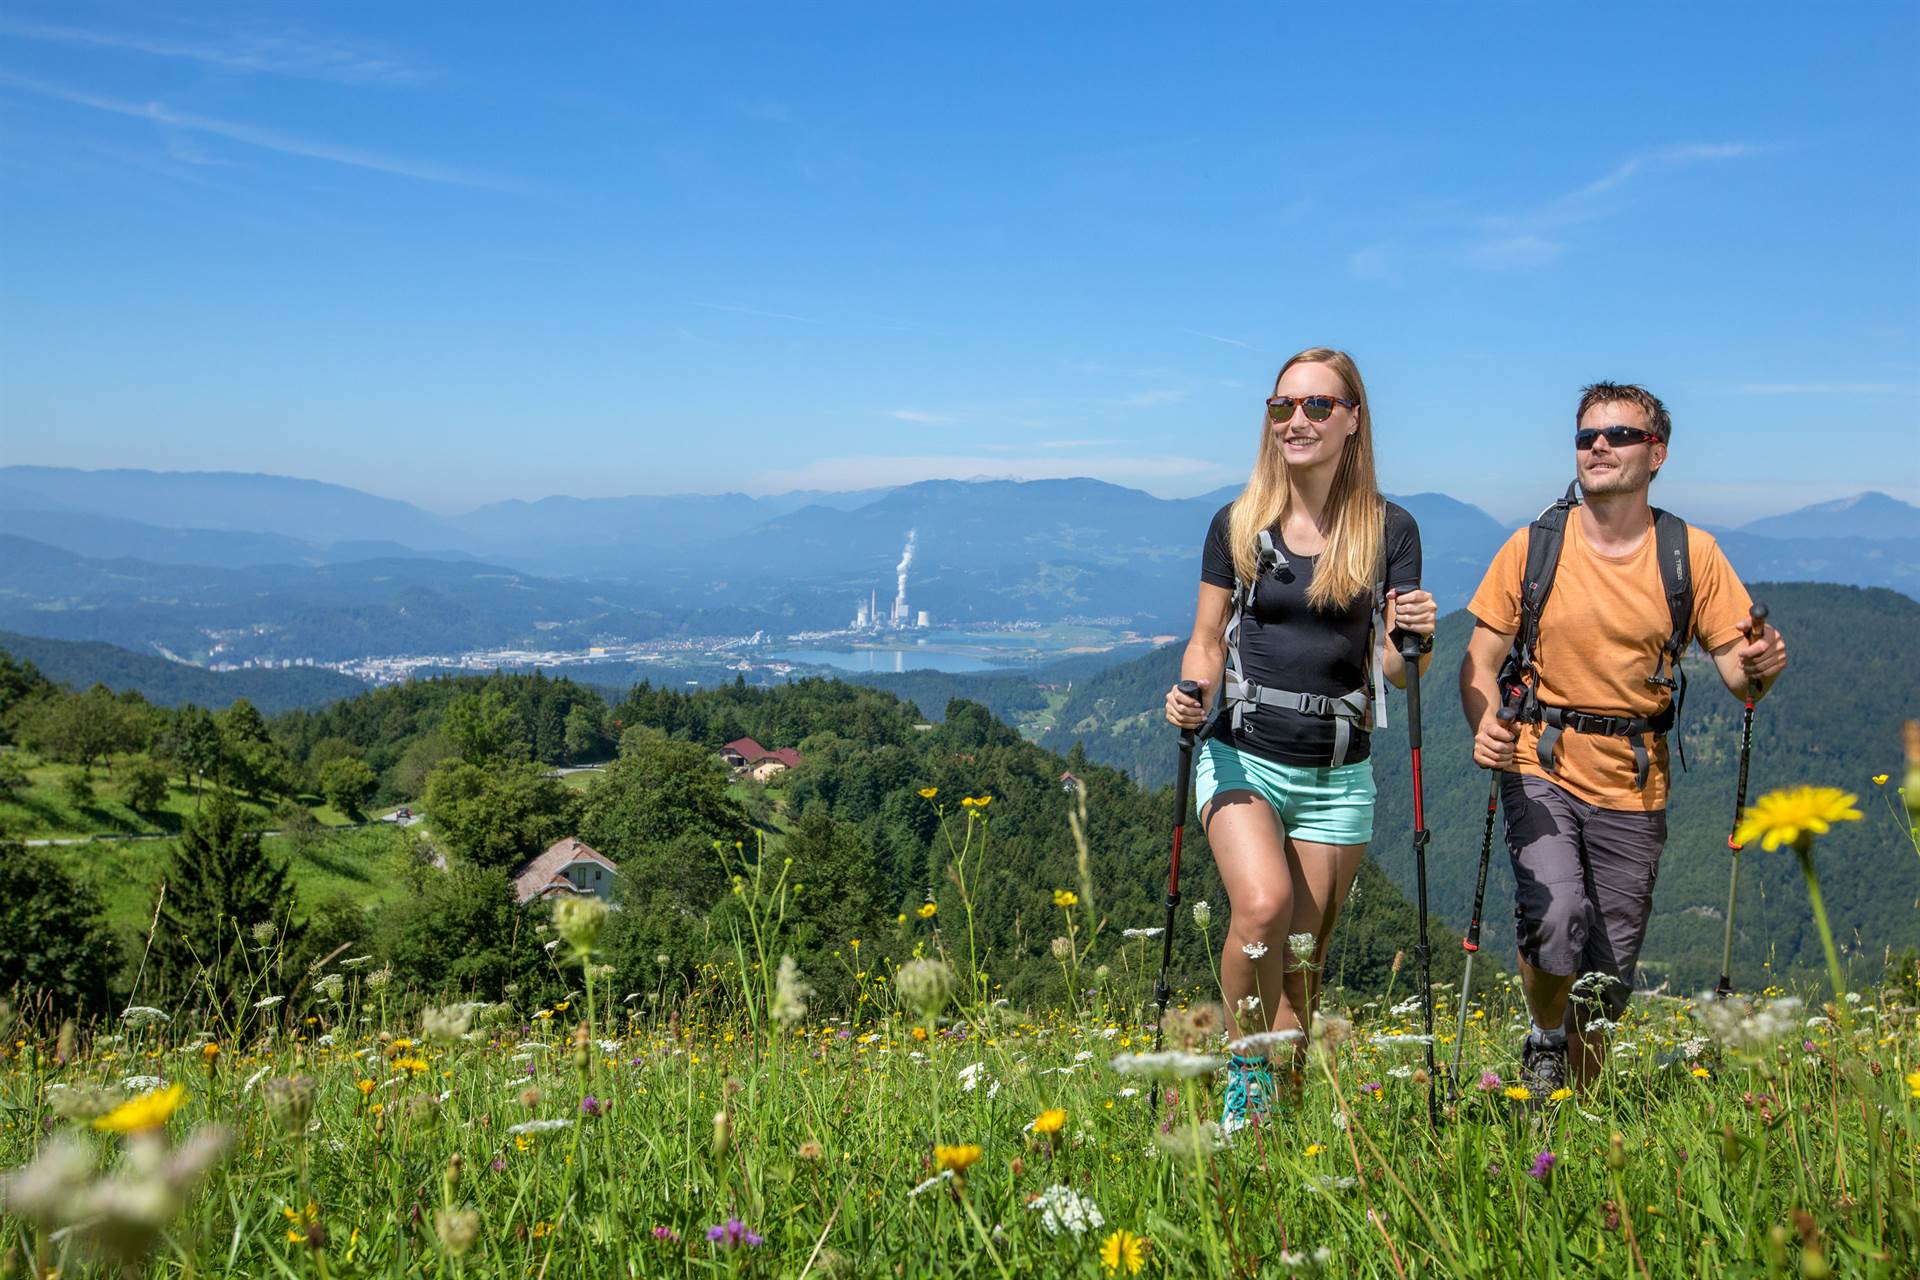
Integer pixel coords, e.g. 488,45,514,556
1528,699,1679,791
1218,528,1389,768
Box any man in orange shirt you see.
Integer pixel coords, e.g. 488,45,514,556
1459,382,1789,1092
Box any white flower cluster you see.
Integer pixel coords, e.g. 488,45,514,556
1227,1029,1302,1056
1109,1051,1225,1081
1692,992,1804,1055
1121,927,1164,940
1029,1184,1104,1236
505,1119,573,1136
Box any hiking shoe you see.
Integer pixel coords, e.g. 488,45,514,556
1519,1035,1569,1098
1221,1054,1275,1136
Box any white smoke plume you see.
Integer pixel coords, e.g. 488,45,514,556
895,529,917,607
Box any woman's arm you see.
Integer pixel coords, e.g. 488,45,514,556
1166,582,1233,727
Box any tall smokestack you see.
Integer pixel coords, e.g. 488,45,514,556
894,528,916,623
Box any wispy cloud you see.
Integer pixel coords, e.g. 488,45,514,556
0,17,423,86
0,72,501,187
1733,381,1910,395
693,301,818,324
1179,327,1249,349
887,408,957,424
1461,234,1566,271
746,452,1234,496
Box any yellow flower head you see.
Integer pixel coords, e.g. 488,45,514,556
1549,1086,1575,1101
1872,774,1889,786
918,787,938,799
1303,1142,1325,1157
1690,1066,1711,1079
1504,1085,1532,1102
356,1078,376,1096
917,901,938,919
1907,1069,1920,1099
1100,1228,1147,1276
1733,786,1863,851
201,1043,220,1061
933,1142,981,1172
94,1082,186,1134
392,1056,429,1075
1032,1107,1067,1135
1053,889,1079,908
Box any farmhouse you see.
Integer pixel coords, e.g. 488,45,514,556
512,837,618,906
721,736,804,780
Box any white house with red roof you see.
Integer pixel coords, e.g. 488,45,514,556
512,837,618,906
721,737,804,780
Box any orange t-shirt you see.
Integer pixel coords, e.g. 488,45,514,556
1468,509,1753,811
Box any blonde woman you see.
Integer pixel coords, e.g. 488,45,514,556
1164,347,1435,1134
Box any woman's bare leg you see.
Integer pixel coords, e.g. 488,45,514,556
1204,791,1298,1043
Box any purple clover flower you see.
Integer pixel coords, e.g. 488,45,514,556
581,1095,603,1118
1526,1150,1557,1181
652,1226,681,1243
1477,1071,1502,1092
705,1217,764,1248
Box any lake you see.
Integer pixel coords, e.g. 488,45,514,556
767,646,1010,674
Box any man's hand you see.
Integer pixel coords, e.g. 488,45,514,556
1473,714,1517,769
1735,614,1787,689
1165,679,1210,730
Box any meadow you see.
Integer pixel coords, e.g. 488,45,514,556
4,787,1916,1278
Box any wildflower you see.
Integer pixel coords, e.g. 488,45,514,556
392,1056,429,1075
1100,1228,1147,1275
1030,1183,1104,1235
1121,927,1164,939
771,954,812,1029
1236,995,1262,1014
1051,936,1074,960
94,1083,186,1135
712,1109,732,1156
706,1216,765,1248
1228,1028,1303,1055
1304,1143,1325,1157
918,787,939,798
1311,1012,1353,1049
1693,992,1803,1056
1192,900,1211,928
251,921,278,946
1690,1066,1711,1080
917,901,938,919
1872,774,1889,785
505,1119,573,1136
796,1140,824,1161
1371,1032,1434,1052
894,957,957,1019
313,973,346,1002
2,1127,232,1270
422,1004,473,1041
1504,1085,1532,1102
1278,1245,1333,1274
366,966,393,993
552,897,610,956
934,1143,982,1172
434,1207,480,1256
1287,932,1317,966
252,994,285,1010
580,1095,603,1118
1053,888,1079,907
651,1225,682,1242
263,1077,316,1134
1241,941,1270,960
120,1006,171,1027
356,1079,376,1096
1031,1108,1068,1136
1549,1086,1575,1102
1526,1150,1557,1181
1733,786,1862,851
1906,1070,1920,1099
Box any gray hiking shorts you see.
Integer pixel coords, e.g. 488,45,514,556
1502,772,1666,1027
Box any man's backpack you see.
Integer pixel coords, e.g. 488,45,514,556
1498,481,1694,789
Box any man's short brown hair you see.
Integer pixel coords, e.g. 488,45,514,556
1577,382,1671,443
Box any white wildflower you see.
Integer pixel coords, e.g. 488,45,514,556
1155,1122,1227,1158
339,955,374,969
1287,932,1317,968
1330,1108,1348,1131
1692,992,1804,1056
118,1076,168,1092
120,1007,170,1027
1029,1184,1104,1236
1121,927,1164,940
1228,1029,1303,1055
1110,1051,1226,1081
505,1119,573,1136
1240,941,1269,960
907,1169,953,1198
251,995,284,1010
1236,995,1262,1014
1278,1246,1334,1275
1191,900,1211,928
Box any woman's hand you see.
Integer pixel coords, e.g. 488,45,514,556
1165,679,1210,729
1384,588,1436,637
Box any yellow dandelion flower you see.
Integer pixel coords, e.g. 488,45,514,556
94,1082,186,1134
201,1043,220,1061
1032,1108,1067,1135
1549,1086,1574,1101
934,1143,982,1172
849,938,861,952
1504,1085,1532,1102
918,787,939,799
392,1056,429,1075
1100,1228,1147,1275
1690,1066,1711,1079
1907,1069,1920,1099
917,902,938,919
1872,774,1889,786
896,912,908,925
1053,889,1079,908
971,795,992,807
356,1078,376,1096
1733,786,1863,851
1304,1142,1325,1157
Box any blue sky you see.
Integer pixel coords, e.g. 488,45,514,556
1,3,1915,524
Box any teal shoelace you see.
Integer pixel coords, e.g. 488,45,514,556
1221,1053,1274,1131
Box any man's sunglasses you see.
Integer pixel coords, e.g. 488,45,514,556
1267,395,1357,424
1575,425,1662,451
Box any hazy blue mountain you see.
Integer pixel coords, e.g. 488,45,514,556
0,466,462,549
0,631,365,713
1715,532,1920,599
1738,491,1920,540
0,508,317,568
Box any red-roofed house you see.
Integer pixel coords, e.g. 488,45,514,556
721,737,768,768
721,737,804,781
512,837,619,906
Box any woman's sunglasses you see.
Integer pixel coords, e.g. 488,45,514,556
1574,425,1662,450
1267,395,1357,424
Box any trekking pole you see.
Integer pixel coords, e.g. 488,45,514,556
1447,688,1519,1105
1716,602,1768,998
1397,632,1439,1127
1149,678,1202,1113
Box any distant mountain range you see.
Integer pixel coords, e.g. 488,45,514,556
0,465,1914,663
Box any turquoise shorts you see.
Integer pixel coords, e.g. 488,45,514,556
1195,739,1377,846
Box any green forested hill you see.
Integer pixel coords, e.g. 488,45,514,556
1040,583,1920,993
0,631,365,713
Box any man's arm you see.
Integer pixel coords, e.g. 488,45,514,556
1708,613,1788,701
1460,621,1518,768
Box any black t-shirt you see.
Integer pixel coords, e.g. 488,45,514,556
1198,501,1422,766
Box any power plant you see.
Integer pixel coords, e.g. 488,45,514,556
851,529,929,631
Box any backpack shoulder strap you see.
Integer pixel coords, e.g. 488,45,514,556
1649,508,1693,660
1510,481,1581,677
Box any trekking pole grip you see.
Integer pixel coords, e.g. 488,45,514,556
1746,602,1768,697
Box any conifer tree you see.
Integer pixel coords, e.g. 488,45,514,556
150,793,300,1011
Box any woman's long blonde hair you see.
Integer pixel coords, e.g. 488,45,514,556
1227,347,1384,611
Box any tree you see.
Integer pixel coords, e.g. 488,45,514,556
563,703,607,762
122,755,171,814
441,687,524,764
0,843,117,1013
150,794,300,1010
22,685,147,775
317,757,377,818
163,705,225,799
219,698,292,800
0,752,29,801
372,865,538,998
423,758,577,870
576,736,749,867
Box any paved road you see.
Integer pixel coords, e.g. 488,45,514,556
19,808,422,847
